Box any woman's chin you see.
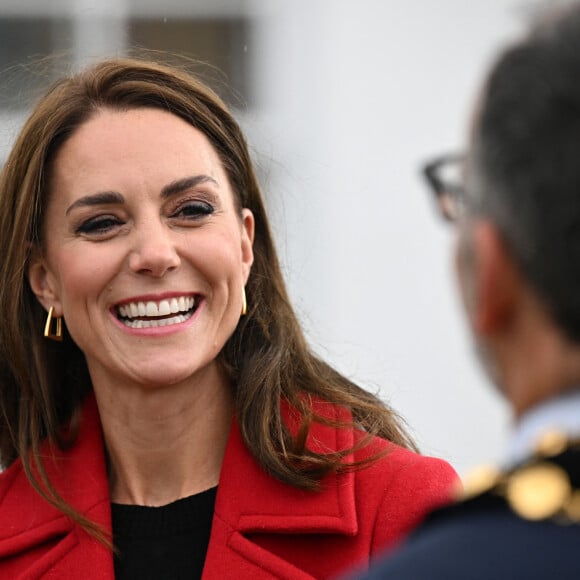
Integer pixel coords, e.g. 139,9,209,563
133,367,199,389
126,356,222,391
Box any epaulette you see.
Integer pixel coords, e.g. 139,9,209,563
457,431,580,523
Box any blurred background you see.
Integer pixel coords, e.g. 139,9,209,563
1,0,551,474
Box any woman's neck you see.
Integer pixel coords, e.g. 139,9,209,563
93,364,234,506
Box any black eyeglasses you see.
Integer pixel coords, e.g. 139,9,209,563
422,153,466,222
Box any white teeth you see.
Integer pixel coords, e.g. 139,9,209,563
123,312,191,328
117,296,196,321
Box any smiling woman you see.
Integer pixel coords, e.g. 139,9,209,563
29,107,254,393
0,57,458,579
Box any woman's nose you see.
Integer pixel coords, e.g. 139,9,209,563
129,222,181,277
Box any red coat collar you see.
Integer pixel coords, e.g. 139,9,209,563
215,398,357,535
0,394,360,578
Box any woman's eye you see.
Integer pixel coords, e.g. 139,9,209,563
76,216,123,235
174,201,214,220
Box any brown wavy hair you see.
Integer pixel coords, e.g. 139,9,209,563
0,57,416,543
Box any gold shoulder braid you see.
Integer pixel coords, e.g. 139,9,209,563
459,431,580,524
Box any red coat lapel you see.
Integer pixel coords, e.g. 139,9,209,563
216,413,357,534
202,407,359,579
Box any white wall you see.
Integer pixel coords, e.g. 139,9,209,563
245,0,535,474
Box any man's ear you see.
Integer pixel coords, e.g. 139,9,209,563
27,248,62,315
458,220,520,336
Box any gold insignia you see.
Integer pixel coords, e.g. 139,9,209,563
506,463,571,520
534,430,568,458
563,490,580,521
459,434,580,524
461,464,502,500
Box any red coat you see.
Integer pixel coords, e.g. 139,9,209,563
0,395,458,579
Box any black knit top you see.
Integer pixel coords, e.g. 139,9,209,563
112,486,217,580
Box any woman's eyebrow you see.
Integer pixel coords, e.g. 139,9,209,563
161,175,219,199
65,191,124,215
64,175,220,215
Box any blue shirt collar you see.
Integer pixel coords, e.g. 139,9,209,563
504,388,580,467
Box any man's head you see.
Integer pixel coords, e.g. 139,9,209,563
426,4,580,414
467,4,580,344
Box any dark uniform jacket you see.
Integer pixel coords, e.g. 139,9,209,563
357,438,580,579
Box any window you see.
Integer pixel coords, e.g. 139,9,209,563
127,17,251,106
0,18,73,109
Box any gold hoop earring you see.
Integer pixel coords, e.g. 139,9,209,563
241,287,247,316
44,306,63,342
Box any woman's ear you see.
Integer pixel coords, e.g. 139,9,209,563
27,248,62,315
240,208,255,284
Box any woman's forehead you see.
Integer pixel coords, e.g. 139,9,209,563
49,108,230,196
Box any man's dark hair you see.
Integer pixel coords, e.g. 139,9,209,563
469,4,580,342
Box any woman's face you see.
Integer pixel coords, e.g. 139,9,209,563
29,107,254,389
